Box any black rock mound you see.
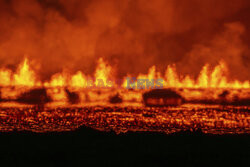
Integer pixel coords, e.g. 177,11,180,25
143,89,184,107
109,93,123,104
16,88,52,104
65,89,80,104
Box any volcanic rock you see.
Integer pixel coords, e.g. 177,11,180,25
65,89,80,104
143,89,183,107
109,93,123,104
16,88,52,104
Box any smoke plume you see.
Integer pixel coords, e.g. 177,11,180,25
0,0,249,81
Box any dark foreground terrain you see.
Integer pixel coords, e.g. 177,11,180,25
0,103,249,166
0,127,249,167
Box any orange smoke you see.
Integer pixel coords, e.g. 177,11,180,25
0,0,250,81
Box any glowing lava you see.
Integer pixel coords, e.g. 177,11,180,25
0,58,249,89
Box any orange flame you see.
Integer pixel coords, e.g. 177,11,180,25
123,61,249,89
71,71,87,88
0,58,249,89
44,73,66,87
0,58,41,87
13,58,39,87
94,58,113,87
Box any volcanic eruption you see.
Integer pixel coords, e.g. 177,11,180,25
0,0,249,134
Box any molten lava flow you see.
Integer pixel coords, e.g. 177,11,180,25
0,105,249,134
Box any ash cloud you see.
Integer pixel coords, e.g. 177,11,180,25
0,0,249,81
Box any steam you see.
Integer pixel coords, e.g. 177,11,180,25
0,0,249,81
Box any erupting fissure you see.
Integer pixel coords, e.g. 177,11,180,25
0,58,249,89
